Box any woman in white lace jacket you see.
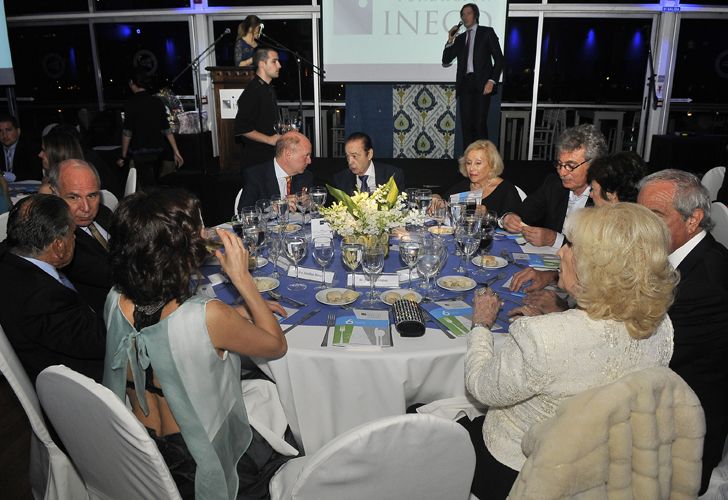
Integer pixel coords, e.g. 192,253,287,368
464,203,679,499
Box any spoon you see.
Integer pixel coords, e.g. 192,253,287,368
268,290,307,307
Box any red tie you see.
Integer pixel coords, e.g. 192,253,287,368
285,176,292,196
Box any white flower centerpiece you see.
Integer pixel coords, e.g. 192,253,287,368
320,177,425,255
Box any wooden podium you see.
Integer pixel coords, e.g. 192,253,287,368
206,66,255,171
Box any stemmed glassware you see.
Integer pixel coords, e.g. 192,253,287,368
312,236,334,290
295,191,311,224
405,188,419,211
361,244,385,306
341,241,363,292
270,195,289,228
239,205,261,226
431,206,447,232
454,211,482,274
399,234,421,289
255,199,272,225
415,188,433,215
242,226,260,272
231,213,245,238
309,186,327,218
285,234,308,291
416,239,442,299
267,231,282,279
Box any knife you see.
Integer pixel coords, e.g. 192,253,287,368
282,308,321,334
420,306,456,339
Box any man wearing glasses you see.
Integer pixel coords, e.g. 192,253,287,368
500,124,607,247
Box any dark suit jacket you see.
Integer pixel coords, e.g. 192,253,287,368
516,174,593,233
442,25,504,96
331,162,405,196
0,249,106,383
1,137,42,181
238,160,313,211
668,233,728,492
61,204,113,314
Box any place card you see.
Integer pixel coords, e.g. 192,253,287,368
274,256,292,270
310,218,334,239
421,300,473,337
287,266,335,283
396,267,421,283
347,273,400,288
207,273,227,286
333,309,392,347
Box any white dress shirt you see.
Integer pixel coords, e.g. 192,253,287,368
274,158,289,197
552,186,591,249
669,230,706,269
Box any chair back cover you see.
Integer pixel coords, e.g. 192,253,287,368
509,366,705,500
234,188,243,214
0,327,88,500
270,413,475,500
36,365,181,500
702,166,726,201
515,184,527,202
124,167,137,197
100,189,118,212
711,201,728,248
0,211,8,242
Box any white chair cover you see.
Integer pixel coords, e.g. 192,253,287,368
36,365,181,500
99,189,118,211
124,167,137,197
700,436,728,499
234,188,243,215
269,413,475,500
514,185,527,202
711,201,728,248
0,211,8,242
0,327,88,500
702,166,726,201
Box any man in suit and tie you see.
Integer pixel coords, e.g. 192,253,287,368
238,131,313,211
0,194,106,383
48,159,113,314
332,132,405,195
0,113,42,182
442,3,504,147
501,125,607,248
638,169,728,495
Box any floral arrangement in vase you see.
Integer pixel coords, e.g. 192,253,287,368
320,177,425,239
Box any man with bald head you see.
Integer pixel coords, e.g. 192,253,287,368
237,131,313,211
638,169,728,494
49,159,113,314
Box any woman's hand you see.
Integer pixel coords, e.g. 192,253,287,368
215,228,253,287
523,290,568,314
472,288,502,329
430,194,446,210
234,300,287,320
509,268,557,293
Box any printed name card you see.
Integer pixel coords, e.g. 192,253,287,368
287,266,335,284
347,273,400,288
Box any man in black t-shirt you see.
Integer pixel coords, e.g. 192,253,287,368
234,48,282,176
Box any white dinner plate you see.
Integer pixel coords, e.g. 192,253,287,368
428,226,454,236
380,289,423,305
472,255,508,269
255,256,269,269
268,223,302,233
254,277,279,293
316,288,360,306
436,275,477,292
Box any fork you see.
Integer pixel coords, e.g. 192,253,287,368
478,272,506,287
321,313,335,347
500,249,528,269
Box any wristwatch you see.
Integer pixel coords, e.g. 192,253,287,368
497,212,512,229
472,322,490,330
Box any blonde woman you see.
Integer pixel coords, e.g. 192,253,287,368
234,15,262,67
463,203,679,498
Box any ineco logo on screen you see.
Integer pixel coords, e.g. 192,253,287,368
383,9,463,36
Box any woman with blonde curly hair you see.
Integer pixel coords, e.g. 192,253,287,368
462,202,678,499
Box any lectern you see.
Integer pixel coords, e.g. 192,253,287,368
206,66,255,171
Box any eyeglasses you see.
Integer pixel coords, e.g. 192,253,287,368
553,159,590,172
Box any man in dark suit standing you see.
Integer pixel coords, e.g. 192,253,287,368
0,194,106,383
638,170,728,495
238,131,313,211
442,3,504,147
332,132,405,195
501,124,607,248
0,114,42,182
49,159,113,314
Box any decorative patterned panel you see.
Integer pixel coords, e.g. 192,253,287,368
393,84,457,159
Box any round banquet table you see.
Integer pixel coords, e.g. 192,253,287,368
202,223,551,454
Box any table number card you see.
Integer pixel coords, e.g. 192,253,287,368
287,266,335,284
449,189,483,205
310,218,334,239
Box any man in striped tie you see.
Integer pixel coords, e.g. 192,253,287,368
49,159,113,314
332,132,405,196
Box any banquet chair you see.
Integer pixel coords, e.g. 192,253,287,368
710,201,728,248
0,326,88,500
515,184,527,202
124,167,137,197
36,365,181,500
0,211,8,242
100,189,118,211
509,367,704,499
234,187,243,215
269,413,476,500
702,166,725,201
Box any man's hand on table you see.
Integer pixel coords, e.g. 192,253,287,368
509,268,558,293
521,224,557,247
508,290,568,320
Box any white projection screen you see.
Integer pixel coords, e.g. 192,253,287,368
322,0,507,83
0,2,14,85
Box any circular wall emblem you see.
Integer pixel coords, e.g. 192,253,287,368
133,50,158,75
42,53,65,79
715,50,728,79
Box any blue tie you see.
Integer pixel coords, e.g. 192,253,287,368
58,272,77,291
359,175,369,193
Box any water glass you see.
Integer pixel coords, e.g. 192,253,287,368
405,188,419,210
268,232,282,279
270,195,289,228
415,188,433,214
285,234,308,291
312,236,334,290
416,242,442,299
295,191,311,223
255,199,272,223
231,213,245,238
361,244,385,305
309,186,327,218
341,241,363,292
240,205,261,226
399,234,421,289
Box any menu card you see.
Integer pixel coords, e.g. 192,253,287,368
512,252,560,270
420,300,473,337
449,189,483,205
333,309,392,347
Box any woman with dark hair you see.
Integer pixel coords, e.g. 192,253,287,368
587,151,647,206
37,128,85,193
235,15,263,67
103,189,290,499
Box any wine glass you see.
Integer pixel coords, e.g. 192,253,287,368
362,244,385,305
267,231,282,279
473,225,495,275
448,202,465,226
240,205,261,226
405,188,419,210
341,241,363,292
312,236,334,290
416,241,442,299
242,226,261,272
309,186,327,218
285,234,308,291
399,234,421,289
270,195,289,229
295,191,311,224
415,188,433,215
255,199,272,224
431,206,447,232
231,213,245,238
460,234,480,277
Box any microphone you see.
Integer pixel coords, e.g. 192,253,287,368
224,28,231,35
449,21,463,36
258,23,265,38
